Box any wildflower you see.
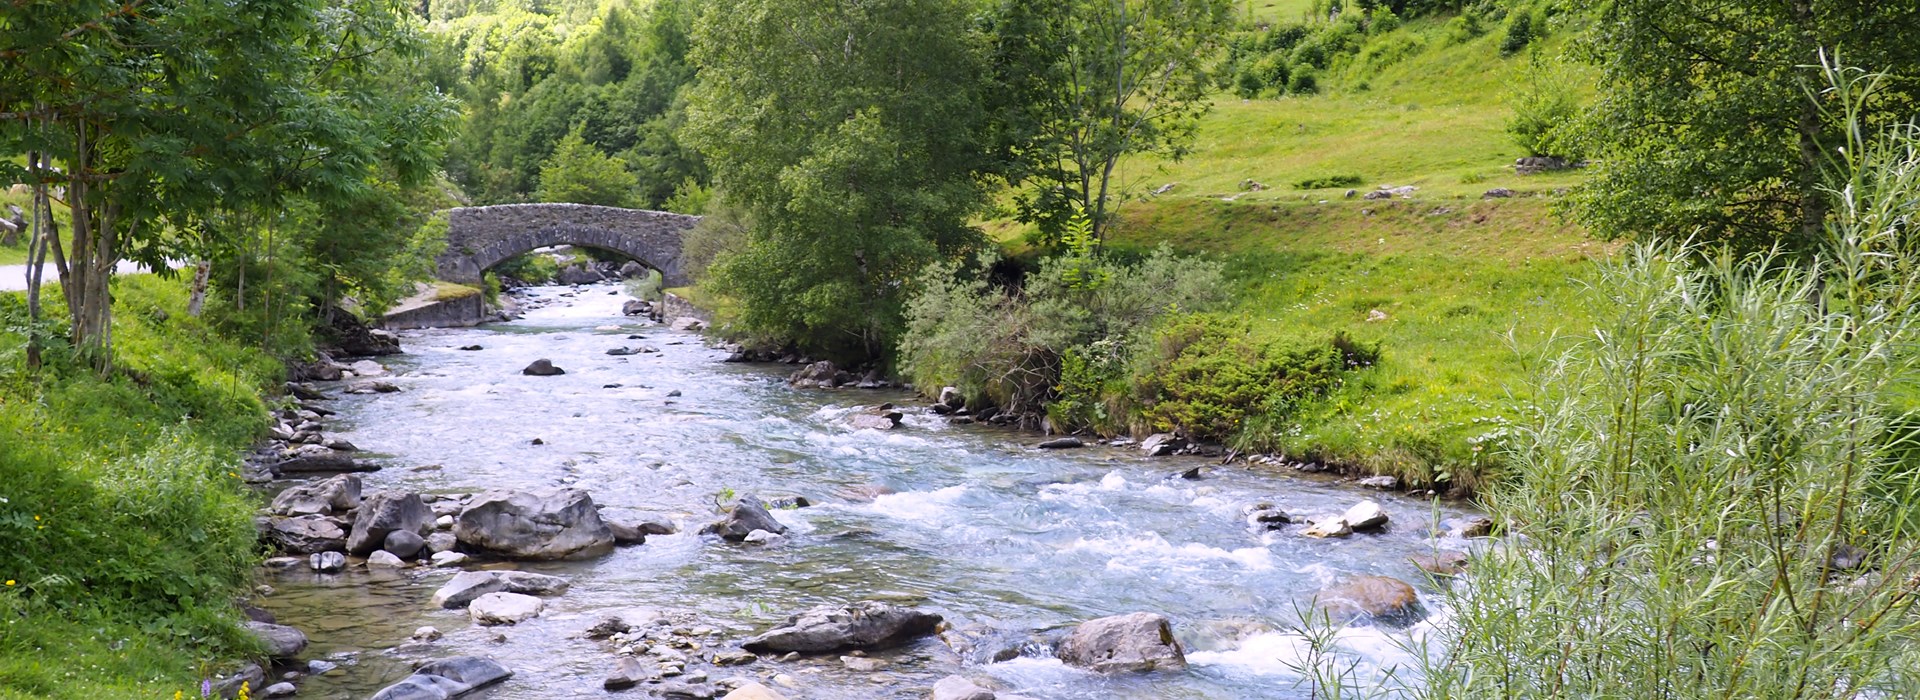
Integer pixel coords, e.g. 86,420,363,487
201,679,211,698
3,580,12,586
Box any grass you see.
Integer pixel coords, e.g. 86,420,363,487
0,276,280,698
0,189,77,266
430,281,482,301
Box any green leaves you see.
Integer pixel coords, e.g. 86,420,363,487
537,127,640,206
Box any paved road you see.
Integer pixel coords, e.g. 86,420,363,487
0,260,163,291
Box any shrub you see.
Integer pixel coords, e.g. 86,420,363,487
1442,13,1484,45
1506,53,1583,158
1130,317,1370,441
1294,174,1364,189
1499,8,1533,55
1367,7,1401,33
492,252,561,284
1288,68,1320,94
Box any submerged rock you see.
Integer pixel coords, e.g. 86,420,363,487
244,621,309,659
430,570,572,609
740,601,942,654
1037,437,1084,449
469,592,544,625
1315,575,1424,627
369,656,513,700
454,489,614,560
1410,551,1469,577
1055,612,1187,674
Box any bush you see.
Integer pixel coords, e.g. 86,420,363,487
1442,13,1484,45
1506,53,1583,158
492,252,562,284
1294,174,1364,189
1287,68,1320,94
1132,317,1372,441
1499,8,1533,55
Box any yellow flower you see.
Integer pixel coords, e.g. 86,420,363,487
4,580,13,586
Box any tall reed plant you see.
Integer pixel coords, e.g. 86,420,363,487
1418,59,1920,699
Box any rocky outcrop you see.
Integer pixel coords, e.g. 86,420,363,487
1315,575,1424,627
347,491,432,556
1055,612,1187,674
368,656,513,700
454,489,615,560
740,601,942,654
704,496,787,542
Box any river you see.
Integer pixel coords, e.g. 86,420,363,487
258,283,1473,699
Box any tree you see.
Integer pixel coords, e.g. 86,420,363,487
684,0,993,360
987,0,1234,246
0,0,451,366
537,128,639,206
1570,1,1920,250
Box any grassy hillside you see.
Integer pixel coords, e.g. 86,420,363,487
1095,15,1602,489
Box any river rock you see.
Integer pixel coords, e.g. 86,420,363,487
603,657,653,690
847,413,900,431
276,443,374,474
670,317,706,332
469,592,544,625
721,682,788,700
245,621,309,659
1244,504,1291,529
368,656,513,700
608,521,648,546
263,516,348,554
1037,437,1084,449
349,359,388,377
937,386,965,410
606,347,640,356
789,361,841,389
309,551,347,573
261,681,297,697
368,550,408,568
1140,433,1186,457
212,664,267,700
431,551,469,567
346,380,402,395
385,530,427,559
430,570,572,608
347,491,432,556
521,359,565,376
711,650,757,666
1439,515,1494,539
1055,612,1187,673
1342,500,1389,531
426,532,458,553
455,489,614,560
621,300,651,316
932,676,996,700
270,474,363,516
704,496,787,542
413,626,443,642
1315,575,1424,626
741,601,943,654
1302,516,1353,539
1410,551,1469,576
1357,475,1398,489
629,514,678,535
743,529,784,545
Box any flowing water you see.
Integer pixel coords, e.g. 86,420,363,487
259,283,1474,699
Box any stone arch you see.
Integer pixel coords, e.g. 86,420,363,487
437,204,700,287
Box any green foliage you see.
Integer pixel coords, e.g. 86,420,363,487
1570,1,1920,250
0,276,279,696
493,252,563,284
1295,174,1365,189
1498,6,1533,55
624,268,665,302
687,0,994,360
537,127,639,206
1132,316,1371,440
1057,208,1112,290
1505,52,1582,158
990,0,1236,246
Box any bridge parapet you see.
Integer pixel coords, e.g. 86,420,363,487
438,204,700,286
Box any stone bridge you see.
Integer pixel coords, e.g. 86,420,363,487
437,204,701,287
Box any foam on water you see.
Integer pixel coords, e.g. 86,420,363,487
859,485,970,522
1064,531,1276,572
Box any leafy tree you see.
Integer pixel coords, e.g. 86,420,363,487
1570,1,1920,250
537,128,639,206
0,0,450,365
685,0,993,360
1506,52,1583,159
987,0,1235,246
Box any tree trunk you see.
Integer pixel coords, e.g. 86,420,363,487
187,259,212,317
25,152,48,370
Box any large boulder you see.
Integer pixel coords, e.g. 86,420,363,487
244,621,308,659
741,601,942,654
454,489,615,560
1055,612,1187,674
703,496,787,542
469,592,544,625
369,656,513,700
1314,575,1424,627
261,516,348,555
789,361,841,388
429,570,572,609
347,491,432,556
269,474,363,516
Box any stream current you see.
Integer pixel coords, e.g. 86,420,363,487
260,283,1473,699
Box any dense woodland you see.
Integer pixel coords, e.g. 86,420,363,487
4,0,1920,697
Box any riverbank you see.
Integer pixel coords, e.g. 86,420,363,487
0,277,286,698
